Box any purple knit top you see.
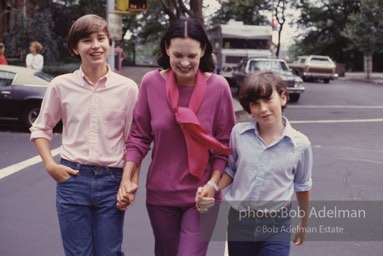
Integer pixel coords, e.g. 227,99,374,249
125,70,235,206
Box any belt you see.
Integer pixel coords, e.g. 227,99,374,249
60,158,123,173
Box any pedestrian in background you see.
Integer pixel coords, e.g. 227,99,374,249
26,41,44,71
114,41,125,73
117,17,236,256
196,71,313,256
30,14,138,256
0,42,8,65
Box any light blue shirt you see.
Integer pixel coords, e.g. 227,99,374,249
224,117,313,211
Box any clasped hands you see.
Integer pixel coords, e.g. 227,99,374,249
195,182,217,213
116,180,138,211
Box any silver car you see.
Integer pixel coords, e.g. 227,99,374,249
0,65,53,128
233,57,305,102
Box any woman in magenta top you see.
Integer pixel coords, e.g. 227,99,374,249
117,18,236,256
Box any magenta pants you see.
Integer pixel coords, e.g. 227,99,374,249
146,204,219,256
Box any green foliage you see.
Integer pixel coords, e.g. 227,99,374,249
2,0,107,67
211,0,272,26
3,7,60,64
290,0,361,66
342,0,383,55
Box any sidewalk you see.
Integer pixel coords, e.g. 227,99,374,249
341,72,383,85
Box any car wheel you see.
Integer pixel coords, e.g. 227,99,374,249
22,103,41,128
323,78,330,83
289,94,300,103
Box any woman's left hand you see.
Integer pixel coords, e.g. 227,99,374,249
195,184,217,213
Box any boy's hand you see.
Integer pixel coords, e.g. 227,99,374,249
195,186,216,213
293,225,307,246
46,162,79,183
116,181,138,211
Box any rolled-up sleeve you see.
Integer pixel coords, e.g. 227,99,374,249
294,145,313,192
224,130,238,178
30,83,61,141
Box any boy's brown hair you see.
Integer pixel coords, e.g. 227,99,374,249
66,14,112,57
238,71,289,113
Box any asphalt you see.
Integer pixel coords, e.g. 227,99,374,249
119,66,383,115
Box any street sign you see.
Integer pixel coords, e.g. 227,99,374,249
108,13,123,41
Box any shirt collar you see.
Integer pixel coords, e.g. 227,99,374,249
239,116,297,148
77,64,111,87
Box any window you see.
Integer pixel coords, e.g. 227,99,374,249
249,60,288,72
310,58,332,65
222,38,270,50
0,71,15,87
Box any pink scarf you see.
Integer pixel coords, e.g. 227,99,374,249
166,69,232,179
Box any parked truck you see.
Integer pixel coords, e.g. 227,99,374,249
207,20,273,86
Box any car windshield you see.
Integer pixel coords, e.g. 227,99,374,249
34,71,54,82
249,60,288,72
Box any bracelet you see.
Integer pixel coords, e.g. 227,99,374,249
207,180,219,191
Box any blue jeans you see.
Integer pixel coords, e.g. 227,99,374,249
227,207,291,256
56,158,125,256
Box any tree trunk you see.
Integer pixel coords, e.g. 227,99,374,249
190,0,203,24
364,54,372,80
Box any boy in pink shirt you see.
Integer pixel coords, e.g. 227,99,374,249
30,14,138,255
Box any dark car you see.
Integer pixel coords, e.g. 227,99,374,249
233,57,305,102
0,65,53,128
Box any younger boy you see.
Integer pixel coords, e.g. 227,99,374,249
197,71,313,256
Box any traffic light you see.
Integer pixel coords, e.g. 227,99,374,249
128,0,147,10
115,0,147,13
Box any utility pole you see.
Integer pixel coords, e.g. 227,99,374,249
107,0,115,70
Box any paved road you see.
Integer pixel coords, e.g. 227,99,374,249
1,73,383,255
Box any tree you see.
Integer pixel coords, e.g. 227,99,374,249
342,0,383,79
211,0,271,26
290,0,360,69
123,0,205,65
273,0,286,58
158,0,203,23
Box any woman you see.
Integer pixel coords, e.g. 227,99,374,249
117,17,236,256
0,42,8,65
30,14,138,255
26,41,44,71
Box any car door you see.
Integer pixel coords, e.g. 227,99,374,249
0,70,16,118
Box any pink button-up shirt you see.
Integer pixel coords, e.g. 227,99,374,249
30,67,138,167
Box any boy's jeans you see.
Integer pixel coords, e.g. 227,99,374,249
227,207,291,256
56,158,125,256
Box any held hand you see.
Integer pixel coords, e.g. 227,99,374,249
195,186,216,213
116,180,138,211
46,162,79,183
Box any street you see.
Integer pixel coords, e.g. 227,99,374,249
1,77,383,256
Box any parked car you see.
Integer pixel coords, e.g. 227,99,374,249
233,57,305,102
288,55,338,83
0,65,53,128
